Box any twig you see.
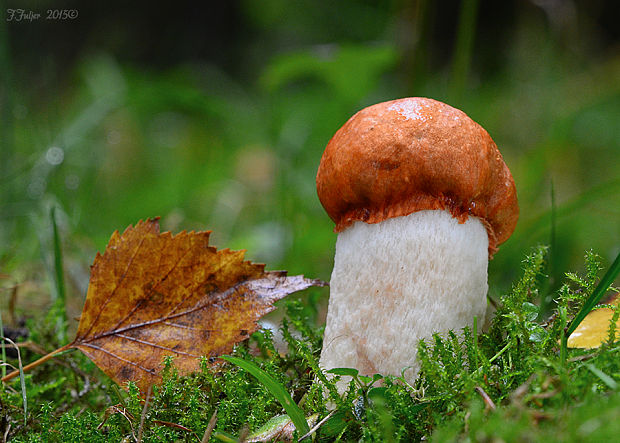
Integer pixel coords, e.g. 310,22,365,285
568,353,597,363
152,420,198,440
2,422,10,443
463,411,471,435
475,386,496,411
14,341,48,355
299,409,336,441
238,424,249,443
98,404,134,430
528,390,558,401
118,406,137,441
201,409,218,443
510,373,536,403
137,385,152,442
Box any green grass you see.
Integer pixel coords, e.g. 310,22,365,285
221,355,310,436
1,247,619,441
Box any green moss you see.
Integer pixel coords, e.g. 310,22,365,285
3,248,620,441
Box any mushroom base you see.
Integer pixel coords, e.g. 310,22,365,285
319,209,488,390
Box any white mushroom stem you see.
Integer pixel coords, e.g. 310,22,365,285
319,209,489,389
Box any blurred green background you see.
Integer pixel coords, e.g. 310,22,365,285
1,0,619,319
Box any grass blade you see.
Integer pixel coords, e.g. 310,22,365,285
50,206,68,343
585,363,618,390
221,355,310,435
213,430,238,442
0,308,5,379
327,367,359,378
567,251,620,337
450,0,480,102
4,338,27,424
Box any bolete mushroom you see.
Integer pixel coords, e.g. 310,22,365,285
316,97,518,388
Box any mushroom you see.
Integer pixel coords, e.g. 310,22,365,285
316,97,518,388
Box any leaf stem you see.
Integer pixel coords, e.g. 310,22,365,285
1,343,73,383
489,342,511,364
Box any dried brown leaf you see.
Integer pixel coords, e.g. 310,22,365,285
69,218,325,392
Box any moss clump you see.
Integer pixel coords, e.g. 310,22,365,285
3,247,620,441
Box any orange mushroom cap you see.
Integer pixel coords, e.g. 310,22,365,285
316,97,519,256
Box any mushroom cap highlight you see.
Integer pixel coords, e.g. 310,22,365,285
316,97,519,255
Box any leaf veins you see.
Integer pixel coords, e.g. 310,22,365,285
70,218,325,392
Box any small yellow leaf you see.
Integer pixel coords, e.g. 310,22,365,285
567,294,620,349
